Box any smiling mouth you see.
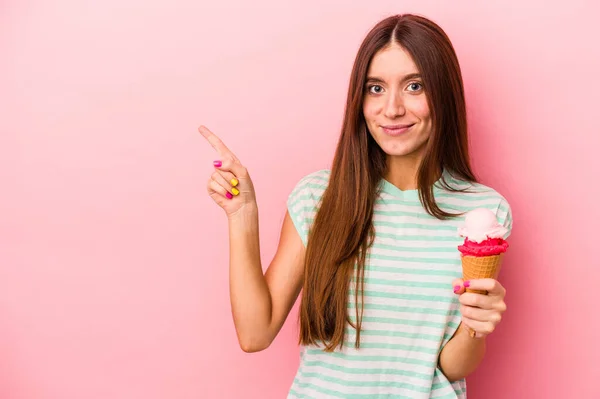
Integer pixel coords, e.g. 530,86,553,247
381,124,415,136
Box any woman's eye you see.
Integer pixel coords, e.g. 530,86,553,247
368,85,384,94
407,82,423,92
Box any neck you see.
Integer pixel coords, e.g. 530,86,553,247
384,154,422,191
384,153,441,191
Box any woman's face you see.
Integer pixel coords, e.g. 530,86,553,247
362,43,432,161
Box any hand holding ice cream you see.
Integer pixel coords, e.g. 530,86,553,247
451,277,507,339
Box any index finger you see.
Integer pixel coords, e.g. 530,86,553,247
198,125,238,161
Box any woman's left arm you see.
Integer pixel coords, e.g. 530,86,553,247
438,278,507,382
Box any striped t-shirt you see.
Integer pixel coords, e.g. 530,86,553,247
286,169,512,399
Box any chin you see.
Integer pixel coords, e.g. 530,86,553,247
379,141,423,157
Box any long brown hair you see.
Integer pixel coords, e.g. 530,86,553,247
299,14,477,351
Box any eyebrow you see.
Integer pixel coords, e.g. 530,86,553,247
365,73,421,84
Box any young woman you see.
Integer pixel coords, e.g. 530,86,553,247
201,14,512,399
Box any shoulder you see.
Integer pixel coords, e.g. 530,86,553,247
288,169,331,199
441,172,513,236
295,169,331,186
442,172,510,206
286,169,331,246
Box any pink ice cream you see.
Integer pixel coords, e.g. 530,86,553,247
458,208,509,256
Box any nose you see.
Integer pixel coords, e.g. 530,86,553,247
383,91,406,119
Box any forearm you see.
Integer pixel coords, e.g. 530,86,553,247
438,324,486,382
227,205,272,351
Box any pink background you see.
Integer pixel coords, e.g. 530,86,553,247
2,1,598,398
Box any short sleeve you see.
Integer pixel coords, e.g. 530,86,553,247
286,170,330,247
495,197,513,240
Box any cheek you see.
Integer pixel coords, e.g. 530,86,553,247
363,98,381,120
411,98,431,121
362,105,373,121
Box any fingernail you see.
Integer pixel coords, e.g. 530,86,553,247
230,178,238,187
231,187,240,196
463,281,470,288
213,160,222,167
453,285,461,294
226,192,233,199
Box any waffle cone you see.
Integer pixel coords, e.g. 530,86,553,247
461,253,505,337
461,253,504,295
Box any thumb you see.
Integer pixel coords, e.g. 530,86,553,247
452,278,465,295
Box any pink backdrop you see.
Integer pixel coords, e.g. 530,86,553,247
2,1,598,398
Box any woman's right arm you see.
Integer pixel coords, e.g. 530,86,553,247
200,126,305,353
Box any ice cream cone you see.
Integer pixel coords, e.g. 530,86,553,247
461,253,504,337
461,253,504,294
457,208,510,338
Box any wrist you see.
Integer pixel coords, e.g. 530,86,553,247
227,203,259,224
454,323,487,349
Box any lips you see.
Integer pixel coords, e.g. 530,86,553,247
381,124,414,136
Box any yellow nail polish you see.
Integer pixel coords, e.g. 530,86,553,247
231,178,238,187
231,187,240,196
